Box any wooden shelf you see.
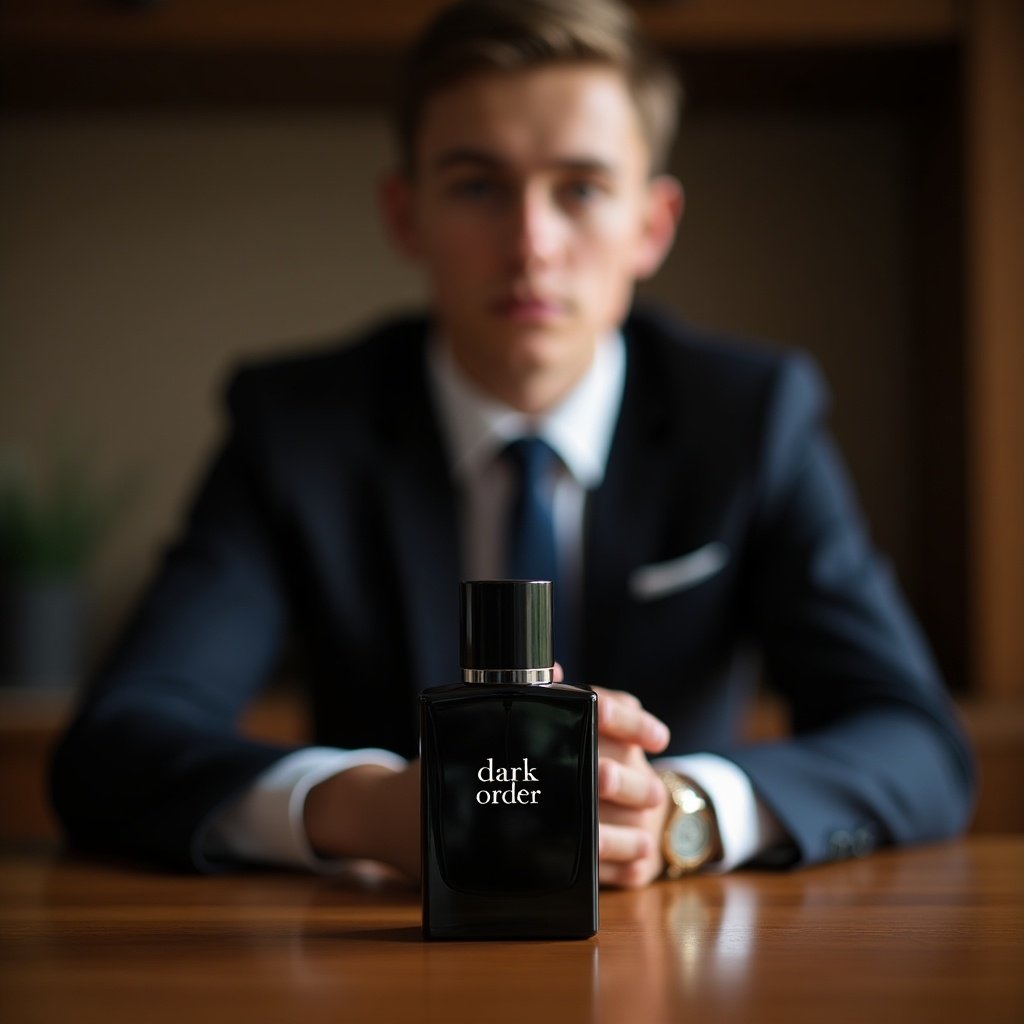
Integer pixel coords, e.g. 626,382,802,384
0,1,960,51
0,0,962,110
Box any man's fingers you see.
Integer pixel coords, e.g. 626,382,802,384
599,759,664,809
600,859,656,890
592,685,641,709
595,690,670,752
599,822,653,863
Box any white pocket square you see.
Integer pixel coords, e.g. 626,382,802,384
628,542,730,601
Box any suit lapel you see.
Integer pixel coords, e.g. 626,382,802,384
372,333,461,694
582,323,679,687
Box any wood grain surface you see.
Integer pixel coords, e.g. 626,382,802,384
1,837,1022,1024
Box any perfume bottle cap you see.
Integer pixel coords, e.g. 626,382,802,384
460,580,553,672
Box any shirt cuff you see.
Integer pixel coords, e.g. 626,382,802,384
654,752,788,873
203,747,408,873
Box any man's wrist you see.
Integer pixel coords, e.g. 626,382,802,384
304,763,401,861
203,747,406,872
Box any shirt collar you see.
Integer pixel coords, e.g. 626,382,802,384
427,332,626,490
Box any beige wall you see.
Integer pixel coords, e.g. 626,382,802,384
0,108,914,669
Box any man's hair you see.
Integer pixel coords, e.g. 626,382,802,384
395,0,682,176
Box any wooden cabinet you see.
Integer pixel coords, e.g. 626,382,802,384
963,0,1024,701
1,2,1020,827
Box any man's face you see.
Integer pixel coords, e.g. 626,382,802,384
385,64,681,411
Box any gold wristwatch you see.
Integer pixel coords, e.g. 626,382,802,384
659,771,722,878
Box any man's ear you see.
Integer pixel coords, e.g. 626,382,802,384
378,171,422,262
633,174,684,281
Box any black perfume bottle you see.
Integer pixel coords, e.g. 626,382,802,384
420,580,598,941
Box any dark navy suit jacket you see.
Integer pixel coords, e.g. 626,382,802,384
51,308,975,870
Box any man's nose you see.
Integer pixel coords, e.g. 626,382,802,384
507,187,563,269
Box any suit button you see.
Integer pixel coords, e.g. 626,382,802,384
827,830,853,859
852,827,875,857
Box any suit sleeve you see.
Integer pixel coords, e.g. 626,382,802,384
50,372,302,871
728,355,976,865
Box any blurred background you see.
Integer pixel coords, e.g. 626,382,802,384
1,1,1021,835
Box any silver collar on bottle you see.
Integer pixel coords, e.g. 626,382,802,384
462,668,554,685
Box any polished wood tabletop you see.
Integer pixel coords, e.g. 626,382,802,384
1,837,1022,1024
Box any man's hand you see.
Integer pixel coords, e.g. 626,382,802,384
304,761,421,881
593,685,671,889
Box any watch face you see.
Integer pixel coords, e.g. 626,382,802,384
670,811,710,859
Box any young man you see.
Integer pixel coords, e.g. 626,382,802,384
52,0,974,887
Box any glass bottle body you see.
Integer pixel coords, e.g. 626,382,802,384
420,681,598,940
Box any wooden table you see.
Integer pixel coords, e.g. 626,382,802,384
2,837,1022,1024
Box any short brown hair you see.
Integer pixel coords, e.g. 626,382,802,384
396,0,682,175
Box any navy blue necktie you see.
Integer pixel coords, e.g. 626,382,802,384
503,438,575,679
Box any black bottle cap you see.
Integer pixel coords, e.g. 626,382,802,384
460,580,553,670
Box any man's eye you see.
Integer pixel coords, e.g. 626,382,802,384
562,180,603,204
449,178,501,200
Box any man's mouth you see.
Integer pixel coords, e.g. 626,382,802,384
491,292,566,324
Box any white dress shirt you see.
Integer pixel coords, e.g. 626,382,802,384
204,334,784,872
